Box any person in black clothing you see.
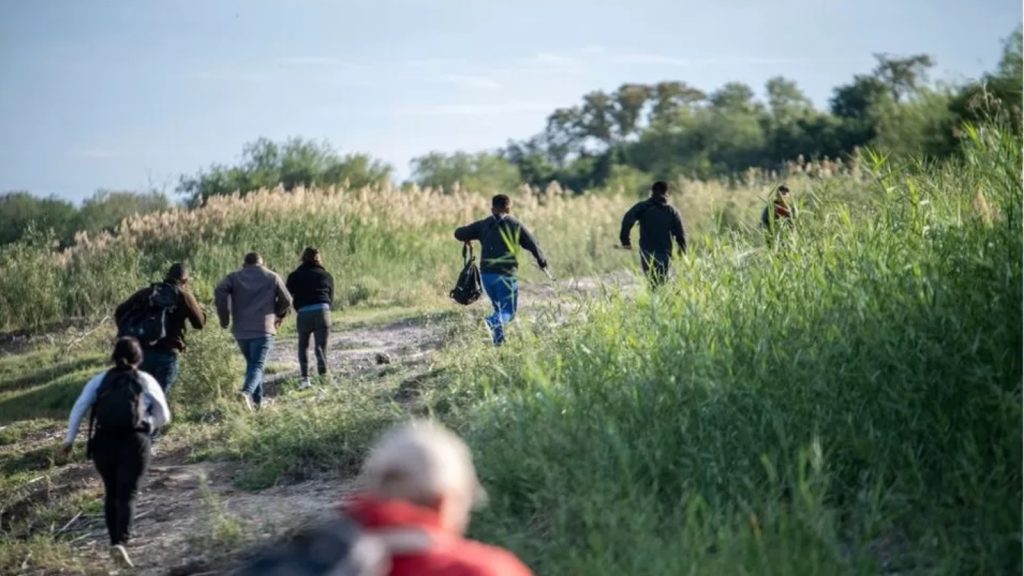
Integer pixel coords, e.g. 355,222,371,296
454,194,548,345
620,181,687,287
61,337,170,569
114,263,206,395
286,247,335,389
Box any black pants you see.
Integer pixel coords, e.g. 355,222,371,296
641,251,671,287
90,431,151,545
297,309,330,378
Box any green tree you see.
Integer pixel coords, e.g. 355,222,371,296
0,191,76,245
74,189,171,235
178,137,392,206
872,53,935,102
410,151,520,193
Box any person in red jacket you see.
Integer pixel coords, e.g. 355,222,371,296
342,421,533,576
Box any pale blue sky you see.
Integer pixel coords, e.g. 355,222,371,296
0,0,1018,202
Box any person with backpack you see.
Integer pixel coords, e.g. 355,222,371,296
286,247,335,390
114,263,205,396
215,252,293,411
619,180,687,287
454,194,547,345
761,184,794,231
60,337,169,569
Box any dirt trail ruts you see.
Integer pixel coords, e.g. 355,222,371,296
55,272,635,575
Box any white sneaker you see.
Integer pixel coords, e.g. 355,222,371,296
298,378,311,390
238,391,254,413
110,544,134,568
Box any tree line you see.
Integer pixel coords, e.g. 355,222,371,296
2,28,1019,246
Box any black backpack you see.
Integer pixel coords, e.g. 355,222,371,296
90,369,147,435
449,242,483,306
117,283,179,347
231,516,388,576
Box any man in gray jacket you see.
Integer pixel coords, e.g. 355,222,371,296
215,252,293,410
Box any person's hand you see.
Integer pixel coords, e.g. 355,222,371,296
220,320,229,329
616,244,633,251
274,316,284,329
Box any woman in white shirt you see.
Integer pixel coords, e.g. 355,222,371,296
61,337,170,568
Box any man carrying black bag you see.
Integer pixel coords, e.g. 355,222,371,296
450,242,483,306
453,194,548,345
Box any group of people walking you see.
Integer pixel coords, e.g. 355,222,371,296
58,180,791,573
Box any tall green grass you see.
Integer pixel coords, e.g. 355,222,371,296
436,126,1021,574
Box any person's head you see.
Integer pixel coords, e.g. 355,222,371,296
358,420,485,535
243,252,263,267
300,247,322,265
651,181,669,197
165,262,189,285
777,185,790,197
491,194,511,216
111,337,143,370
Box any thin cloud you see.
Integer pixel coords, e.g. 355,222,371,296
70,147,119,159
532,52,577,67
396,102,556,117
612,53,696,66
443,74,502,91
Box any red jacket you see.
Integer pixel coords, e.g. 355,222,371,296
343,494,533,576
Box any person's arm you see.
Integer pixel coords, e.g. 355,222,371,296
454,220,481,242
214,274,233,329
140,372,170,430
64,372,105,446
285,271,298,300
517,221,547,269
274,274,293,319
620,202,643,248
114,288,148,325
181,288,205,330
671,208,687,254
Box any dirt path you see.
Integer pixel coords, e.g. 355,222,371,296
52,272,636,575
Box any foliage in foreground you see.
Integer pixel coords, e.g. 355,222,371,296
438,126,1022,574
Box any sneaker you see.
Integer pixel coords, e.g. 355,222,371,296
110,544,134,568
238,391,254,413
298,378,311,390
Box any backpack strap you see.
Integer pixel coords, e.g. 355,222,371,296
87,370,115,442
462,242,475,265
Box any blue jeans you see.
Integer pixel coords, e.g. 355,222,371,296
237,336,273,406
481,273,518,345
140,349,180,394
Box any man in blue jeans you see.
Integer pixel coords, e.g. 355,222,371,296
215,252,293,411
115,263,206,395
455,194,548,345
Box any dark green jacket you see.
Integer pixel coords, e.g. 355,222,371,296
454,214,547,276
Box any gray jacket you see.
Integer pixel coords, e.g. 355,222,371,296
215,265,293,340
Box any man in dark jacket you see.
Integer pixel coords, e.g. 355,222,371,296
286,247,335,389
454,194,547,345
114,263,205,395
620,181,687,287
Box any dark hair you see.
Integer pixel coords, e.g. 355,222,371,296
111,337,143,369
491,194,511,210
778,185,790,194
166,262,189,283
244,252,262,266
651,181,669,196
301,247,321,264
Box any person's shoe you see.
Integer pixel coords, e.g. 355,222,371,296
298,378,311,390
238,391,254,413
110,544,134,568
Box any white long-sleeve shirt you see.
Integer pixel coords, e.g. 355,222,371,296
65,369,171,445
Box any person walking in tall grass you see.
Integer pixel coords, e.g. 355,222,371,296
60,337,170,569
215,252,293,411
286,247,334,390
114,263,205,397
619,180,687,286
455,194,548,345
761,184,794,230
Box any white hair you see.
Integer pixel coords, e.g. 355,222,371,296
358,420,485,508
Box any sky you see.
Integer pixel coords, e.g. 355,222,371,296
0,0,1019,202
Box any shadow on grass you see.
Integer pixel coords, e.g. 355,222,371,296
0,355,105,395
0,369,95,425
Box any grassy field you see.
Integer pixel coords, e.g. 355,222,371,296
0,128,1018,574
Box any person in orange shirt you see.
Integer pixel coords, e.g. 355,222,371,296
344,421,533,576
